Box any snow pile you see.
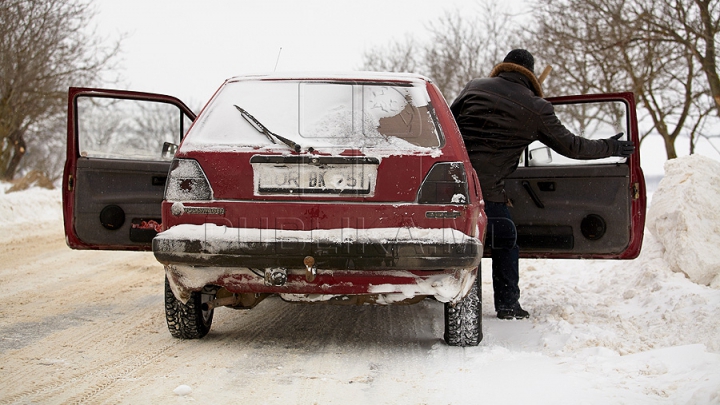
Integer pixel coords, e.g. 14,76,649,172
647,155,720,288
0,182,62,228
520,234,720,356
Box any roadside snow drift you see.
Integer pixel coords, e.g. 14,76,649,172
647,155,720,288
0,183,61,228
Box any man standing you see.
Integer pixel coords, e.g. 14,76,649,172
450,49,634,320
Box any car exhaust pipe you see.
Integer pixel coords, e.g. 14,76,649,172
202,295,241,311
202,293,269,311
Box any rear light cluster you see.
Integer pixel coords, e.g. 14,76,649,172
417,162,469,204
165,159,213,201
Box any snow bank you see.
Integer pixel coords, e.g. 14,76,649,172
521,233,720,355
647,155,720,288
0,182,62,228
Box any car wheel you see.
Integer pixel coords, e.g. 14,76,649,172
164,276,215,339
444,269,482,346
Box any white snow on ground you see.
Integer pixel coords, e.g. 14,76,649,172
0,182,62,228
1,154,720,403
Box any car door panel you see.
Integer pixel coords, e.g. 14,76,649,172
493,92,646,259
63,87,195,250
73,158,169,247
506,164,631,257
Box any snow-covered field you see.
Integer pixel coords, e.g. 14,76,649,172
1,155,719,404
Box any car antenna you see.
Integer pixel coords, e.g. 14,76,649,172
274,47,282,72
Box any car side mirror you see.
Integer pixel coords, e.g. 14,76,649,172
528,147,552,166
162,142,178,159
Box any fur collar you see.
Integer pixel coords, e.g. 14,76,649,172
489,62,544,98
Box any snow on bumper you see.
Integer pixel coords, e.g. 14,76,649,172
153,224,482,271
165,265,478,306
156,224,481,305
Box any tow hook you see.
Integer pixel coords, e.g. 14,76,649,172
304,256,317,282
264,268,287,286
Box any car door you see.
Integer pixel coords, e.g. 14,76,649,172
63,87,196,250
502,92,645,259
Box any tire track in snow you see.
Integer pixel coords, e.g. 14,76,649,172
0,222,174,404
0,341,179,405
0,289,171,404
0,217,461,403
184,297,445,404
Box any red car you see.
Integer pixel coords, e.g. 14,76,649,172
62,73,646,347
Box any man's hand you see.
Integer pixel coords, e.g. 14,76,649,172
606,133,635,157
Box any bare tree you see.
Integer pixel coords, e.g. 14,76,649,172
16,116,66,183
361,2,523,101
531,0,718,159
0,0,120,181
638,0,720,115
362,35,423,74
362,0,718,161
637,0,720,154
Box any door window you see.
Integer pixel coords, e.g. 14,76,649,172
522,100,630,166
76,97,189,161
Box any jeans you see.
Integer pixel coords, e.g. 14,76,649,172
484,201,520,311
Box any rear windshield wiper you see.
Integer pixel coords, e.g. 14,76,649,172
234,105,301,152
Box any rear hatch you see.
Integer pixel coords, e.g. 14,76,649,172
162,75,482,238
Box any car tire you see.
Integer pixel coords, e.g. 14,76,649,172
444,269,482,346
164,276,215,339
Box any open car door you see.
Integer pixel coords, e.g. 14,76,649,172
63,87,196,251
503,92,646,259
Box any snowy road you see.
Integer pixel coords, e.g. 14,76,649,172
1,219,718,404
0,222,543,404
2,155,720,405
0,222,562,404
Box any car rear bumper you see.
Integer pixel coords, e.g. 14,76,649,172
165,265,478,306
153,224,482,271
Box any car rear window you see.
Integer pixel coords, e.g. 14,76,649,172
182,80,443,152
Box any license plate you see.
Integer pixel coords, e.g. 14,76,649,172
254,163,377,195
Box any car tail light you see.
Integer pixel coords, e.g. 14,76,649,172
417,162,469,204
165,159,213,201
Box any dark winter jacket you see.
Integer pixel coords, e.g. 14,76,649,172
450,63,616,203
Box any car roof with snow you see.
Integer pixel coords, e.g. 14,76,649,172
223,71,433,83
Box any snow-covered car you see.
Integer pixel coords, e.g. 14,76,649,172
62,73,646,347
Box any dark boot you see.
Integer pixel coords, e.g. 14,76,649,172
497,303,529,320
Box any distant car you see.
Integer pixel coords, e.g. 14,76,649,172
62,73,646,347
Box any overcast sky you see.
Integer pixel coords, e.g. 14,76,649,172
95,0,499,105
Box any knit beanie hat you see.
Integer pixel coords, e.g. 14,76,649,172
503,49,535,73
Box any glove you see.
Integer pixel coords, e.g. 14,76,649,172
606,133,635,157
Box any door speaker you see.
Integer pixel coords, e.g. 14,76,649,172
580,214,606,240
99,205,125,230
